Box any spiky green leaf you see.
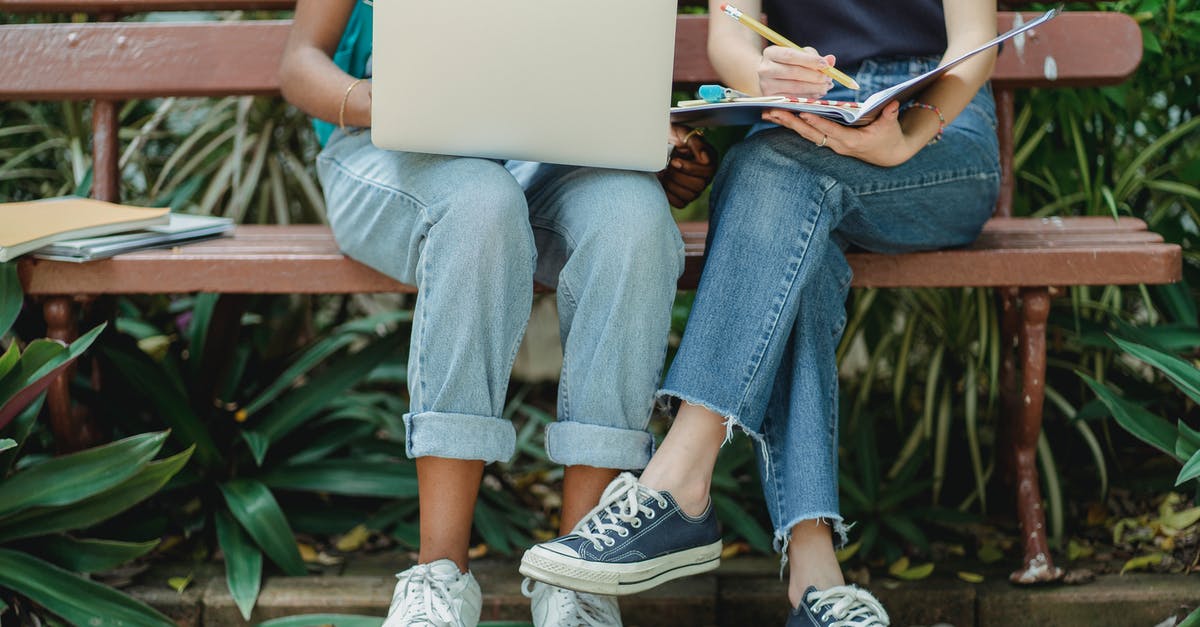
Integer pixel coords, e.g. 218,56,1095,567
219,479,306,576
216,510,263,620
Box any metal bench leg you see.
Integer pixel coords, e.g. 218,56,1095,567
1010,286,1064,584
43,296,103,453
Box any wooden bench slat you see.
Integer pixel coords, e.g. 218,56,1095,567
0,13,1141,100
16,222,1182,294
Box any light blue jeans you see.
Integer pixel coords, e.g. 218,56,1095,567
659,57,1001,553
317,131,684,469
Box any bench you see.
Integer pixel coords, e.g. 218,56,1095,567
0,0,1181,585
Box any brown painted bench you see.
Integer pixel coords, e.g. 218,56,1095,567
0,0,1181,584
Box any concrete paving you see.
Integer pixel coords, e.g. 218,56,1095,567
127,555,1199,626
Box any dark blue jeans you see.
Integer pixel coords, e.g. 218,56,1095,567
658,56,1001,554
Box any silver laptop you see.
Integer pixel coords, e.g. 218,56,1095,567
371,0,677,172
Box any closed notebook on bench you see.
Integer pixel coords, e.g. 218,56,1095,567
0,198,169,263
370,0,678,172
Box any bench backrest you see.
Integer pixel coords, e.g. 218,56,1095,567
0,2,1142,218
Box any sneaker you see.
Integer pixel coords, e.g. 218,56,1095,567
519,472,722,596
522,577,623,627
786,585,890,627
383,559,482,627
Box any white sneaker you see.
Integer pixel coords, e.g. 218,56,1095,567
383,559,482,627
522,577,623,627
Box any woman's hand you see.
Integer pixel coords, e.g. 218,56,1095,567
762,101,929,167
758,46,836,98
659,125,718,208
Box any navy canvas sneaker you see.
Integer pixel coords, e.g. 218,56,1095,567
520,473,723,596
786,585,890,627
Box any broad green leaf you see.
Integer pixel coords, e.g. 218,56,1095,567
187,293,219,378
0,447,193,543
711,493,772,553
1081,375,1178,459
1179,606,1200,627
248,332,403,455
258,460,418,499
881,514,929,551
242,430,271,467
219,479,306,576
30,536,158,573
0,548,174,626
1178,449,1200,487
0,439,14,453
102,345,222,469
0,431,167,517
1112,336,1200,407
0,393,43,473
0,339,66,406
216,510,263,620
239,333,357,419
0,324,105,431
256,616,384,627
0,343,19,380
0,263,20,336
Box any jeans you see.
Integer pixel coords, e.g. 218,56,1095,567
317,131,684,468
659,57,1000,551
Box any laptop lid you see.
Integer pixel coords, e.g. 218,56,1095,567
371,0,677,172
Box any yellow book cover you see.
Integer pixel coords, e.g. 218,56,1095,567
0,197,170,263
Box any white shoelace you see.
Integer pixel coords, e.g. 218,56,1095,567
522,578,619,627
389,563,466,627
805,585,890,627
573,473,668,551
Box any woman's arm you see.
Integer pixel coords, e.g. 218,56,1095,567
902,0,998,136
279,0,370,128
763,0,997,166
706,0,832,97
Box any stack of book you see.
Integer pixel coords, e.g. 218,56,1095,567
0,197,234,263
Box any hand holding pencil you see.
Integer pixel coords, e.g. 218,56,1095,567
720,3,859,91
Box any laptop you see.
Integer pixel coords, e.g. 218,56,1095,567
370,0,678,172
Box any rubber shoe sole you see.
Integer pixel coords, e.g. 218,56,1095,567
519,540,723,596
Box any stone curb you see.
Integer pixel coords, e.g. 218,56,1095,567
129,557,1199,626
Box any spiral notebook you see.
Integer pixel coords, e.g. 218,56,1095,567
671,6,1059,128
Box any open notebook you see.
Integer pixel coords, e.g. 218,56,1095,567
671,6,1059,127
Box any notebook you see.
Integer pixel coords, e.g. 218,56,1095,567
0,198,170,263
33,213,234,263
370,0,678,172
671,7,1059,128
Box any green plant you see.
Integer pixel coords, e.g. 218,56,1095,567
97,293,412,619
1082,335,1200,492
1,264,191,625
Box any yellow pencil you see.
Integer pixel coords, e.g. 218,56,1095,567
720,3,859,91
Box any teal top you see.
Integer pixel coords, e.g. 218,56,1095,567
314,1,374,146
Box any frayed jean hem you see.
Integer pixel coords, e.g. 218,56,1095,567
775,513,851,578
656,388,773,470
545,421,655,470
404,410,516,463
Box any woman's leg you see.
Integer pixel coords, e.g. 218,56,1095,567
521,163,684,529
318,133,537,575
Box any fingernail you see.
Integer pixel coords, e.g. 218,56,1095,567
672,159,682,168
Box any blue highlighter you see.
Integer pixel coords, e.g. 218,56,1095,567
698,84,752,102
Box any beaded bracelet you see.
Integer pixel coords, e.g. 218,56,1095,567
902,101,945,145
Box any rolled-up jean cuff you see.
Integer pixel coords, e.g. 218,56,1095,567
545,421,655,470
403,411,516,463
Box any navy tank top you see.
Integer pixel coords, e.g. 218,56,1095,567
762,0,947,72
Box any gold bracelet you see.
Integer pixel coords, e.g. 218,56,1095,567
338,77,366,132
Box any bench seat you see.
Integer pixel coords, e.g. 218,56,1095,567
18,217,1180,294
